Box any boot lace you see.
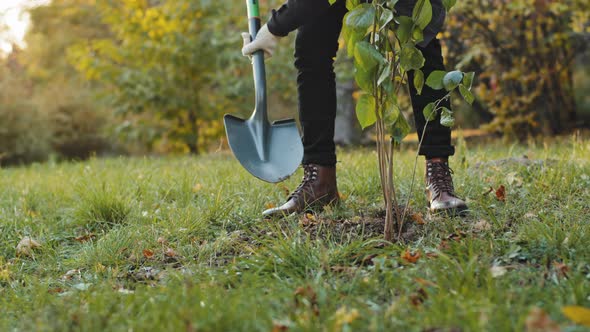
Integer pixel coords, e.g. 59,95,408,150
427,160,455,199
288,164,318,200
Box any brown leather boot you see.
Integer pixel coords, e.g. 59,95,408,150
262,164,339,218
426,158,468,215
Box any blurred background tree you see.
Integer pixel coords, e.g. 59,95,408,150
443,0,590,139
69,0,297,154
1,0,589,165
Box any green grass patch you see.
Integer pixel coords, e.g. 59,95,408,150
1,136,590,331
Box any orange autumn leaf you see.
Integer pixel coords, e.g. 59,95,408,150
143,249,155,259
75,233,96,243
411,213,425,225
495,185,506,201
338,192,348,201
553,261,569,278
401,249,421,264
525,307,560,332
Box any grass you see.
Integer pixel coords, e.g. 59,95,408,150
0,134,589,331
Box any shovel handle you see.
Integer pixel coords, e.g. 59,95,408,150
246,0,268,124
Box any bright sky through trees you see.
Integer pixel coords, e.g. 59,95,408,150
0,0,50,54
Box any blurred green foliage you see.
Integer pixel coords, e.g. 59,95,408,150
1,0,296,162
2,0,590,164
444,0,590,139
68,0,296,154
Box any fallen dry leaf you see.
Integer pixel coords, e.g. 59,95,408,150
490,265,507,278
16,237,41,256
401,249,421,264
495,185,506,202
410,288,428,307
474,219,492,232
48,287,65,294
561,306,590,327
553,262,569,278
437,240,450,251
192,183,203,193
75,233,96,243
299,213,318,227
61,269,81,281
143,249,155,259
506,172,523,187
447,231,467,242
334,306,359,326
525,307,560,332
411,213,426,225
414,278,438,288
338,192,348,201
164,248,177,258
294,286,319,316
265,202,276,210
157,237,168,245
279,184,291,197
272,321,290,332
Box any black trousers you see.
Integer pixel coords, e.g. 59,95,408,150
295,0,454,166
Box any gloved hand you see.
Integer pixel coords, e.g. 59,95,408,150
241,24,281,58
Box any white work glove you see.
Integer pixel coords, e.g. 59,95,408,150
241,24,281,59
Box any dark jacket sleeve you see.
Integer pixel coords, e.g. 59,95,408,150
266,0,332,36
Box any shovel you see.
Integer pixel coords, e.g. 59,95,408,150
224,0,303,183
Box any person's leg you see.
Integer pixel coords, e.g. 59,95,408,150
407,38,467,215
262,0,346,218
407,38,455,158
294,0,347,167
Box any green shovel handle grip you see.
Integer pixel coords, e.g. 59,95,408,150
246,0,260,19
245,0,268,124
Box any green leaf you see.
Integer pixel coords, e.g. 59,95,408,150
345,4,375,31
412,26,424,43
414,69,424,95
395,16,413,44
399,44,425,72
462,71,475,90
384,98,401,125
355,67,373,92
442,0,457,11
329,0,337,4
391,114,411,143
354,41,386,73
412,0,432,29
379,8,394,31
443,70,463,91
426,70,446,90
356,94,377,129
459,84,475,105
343,26,367,57
346,0,360,11
440,107,454,127
378,64,391,86
422,102,436,121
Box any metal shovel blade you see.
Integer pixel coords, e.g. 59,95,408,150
224,3,303,183
224,114,303,183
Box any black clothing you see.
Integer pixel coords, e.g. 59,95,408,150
268,0,446,47
272,0,454,166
